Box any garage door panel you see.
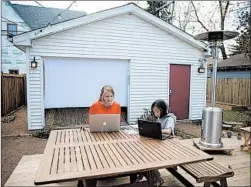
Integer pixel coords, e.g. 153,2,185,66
44,57,128,108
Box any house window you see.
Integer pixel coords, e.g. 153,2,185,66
7,23,17,38
9,69,19,74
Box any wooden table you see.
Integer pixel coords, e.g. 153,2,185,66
34,127,213,186
239,127,250,153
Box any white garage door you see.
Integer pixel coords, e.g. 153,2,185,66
44,57,129,108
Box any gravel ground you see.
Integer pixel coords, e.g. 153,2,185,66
1,107,47,186
1,136,47,186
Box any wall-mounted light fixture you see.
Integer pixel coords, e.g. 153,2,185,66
198,66,205,73
31,57,38,69
198,57,206,73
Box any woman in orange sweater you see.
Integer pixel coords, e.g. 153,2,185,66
89,85,121,118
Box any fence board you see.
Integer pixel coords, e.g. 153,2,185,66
1,73,27,116
207,78,251,106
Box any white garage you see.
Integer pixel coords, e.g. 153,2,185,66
43,57,129,108
13,3,207,130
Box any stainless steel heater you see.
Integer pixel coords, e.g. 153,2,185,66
194,31,239,148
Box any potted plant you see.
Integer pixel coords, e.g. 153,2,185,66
227,131,232,138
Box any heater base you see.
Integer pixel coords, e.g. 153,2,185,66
193,140,234,156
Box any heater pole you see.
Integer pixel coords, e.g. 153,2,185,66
211,41,218,107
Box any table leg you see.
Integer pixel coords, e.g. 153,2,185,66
220,178,228,187
85,179,97,187
146,171,155,187
77,180,84,187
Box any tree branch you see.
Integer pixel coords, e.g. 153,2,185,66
190,1,209,31
223,1,230,17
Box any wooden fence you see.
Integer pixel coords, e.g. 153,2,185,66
1,73,27,116
207,78,251,106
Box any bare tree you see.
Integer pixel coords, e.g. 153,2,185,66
176,2,195,32
190,1,231,59
219,1,230,59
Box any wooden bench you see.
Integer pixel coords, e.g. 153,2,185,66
167,161,234,187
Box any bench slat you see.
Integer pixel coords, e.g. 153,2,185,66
181,161,234,183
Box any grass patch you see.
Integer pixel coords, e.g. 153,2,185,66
223,110,249,122
32,130,50,139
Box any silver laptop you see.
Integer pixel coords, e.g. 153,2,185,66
89,114,120,132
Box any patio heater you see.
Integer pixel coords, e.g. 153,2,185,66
194,31,239,148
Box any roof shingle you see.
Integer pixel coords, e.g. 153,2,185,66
11,4,86,30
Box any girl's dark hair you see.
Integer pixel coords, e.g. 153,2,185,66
151,100,169,118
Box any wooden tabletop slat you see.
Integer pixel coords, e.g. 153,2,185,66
130,141,158,162
132,142,164,160
99,144,116,168
64,146,70,172
35,128,213,185
73,130,79,143
94,144,109,168
93,133,101,142
172,138,207,156
165,139,198,157
101,132,112,141
80,130,87,142
69,146,77,172
75,146,84,172
88,130,97,142
51,148,59,175
147,140,175,159
69,130,74,144
79,145,90,171
90,144,103,169
119,130,131,139
65,130,70,144
62,131,66,144
118,130,129,139
161,141,189,159
90,131,98,142
108,132,116,141
58,147,65,174
117,142,140,165
111,142,132,166
76,130,83,144
115,131,125,139
85,145,98,170
84,129,92,142
108,143,127,167
142,140,171,160
96,133,105,141
99,132,110,141
55,131,59,145
73,130,78,143
123,141,146,164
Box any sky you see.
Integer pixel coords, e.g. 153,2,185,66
9,1,241,57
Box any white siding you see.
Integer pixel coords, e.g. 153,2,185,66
27,50,44,130
1,0,30,74
29,13,205,129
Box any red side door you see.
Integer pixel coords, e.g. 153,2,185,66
169,64,191,120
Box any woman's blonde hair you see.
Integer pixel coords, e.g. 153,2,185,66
99,85,115,102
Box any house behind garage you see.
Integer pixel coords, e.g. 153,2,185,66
207,54,251,78
1,0,86,74
13,3,208,130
